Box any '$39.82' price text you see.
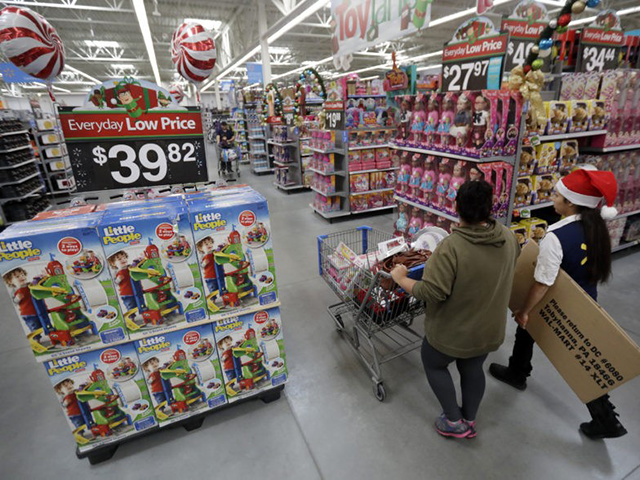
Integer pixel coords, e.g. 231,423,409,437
443,60,489,91
92,142,196,184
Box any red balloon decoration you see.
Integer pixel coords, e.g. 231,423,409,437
558,13,571,27
169,84,184,103
0,6,65,81
171,22,216,84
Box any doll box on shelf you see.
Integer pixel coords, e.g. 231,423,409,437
214,306,287,404
44,341,157,452
187,189,279,320
99,205,208,341
0,214,128,362
135,323,227,427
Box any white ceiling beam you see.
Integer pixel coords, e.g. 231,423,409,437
1,1,133,12
271,0,288,15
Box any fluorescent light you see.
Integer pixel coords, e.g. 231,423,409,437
111,63,135,70
84,40,120,48
184,18,222,31
570,6,640,27
360,75,381,81
133,0,161,85
52,85,72,93
65,65,100,84
355,51,393,57
272,56,333,80
202,45,261,91
416,63,442,72
267,0,329,44
430,0,512,28
333,63,392,79
269,46,291,55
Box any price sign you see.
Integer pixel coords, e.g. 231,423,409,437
578,28,623,72
502,19,550,72
324,100,345,131
442,33,509,92
59,106,208,191
283,110,295,127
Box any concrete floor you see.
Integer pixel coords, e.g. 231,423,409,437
1,161,640,480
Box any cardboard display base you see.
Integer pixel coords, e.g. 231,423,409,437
510,242,640,403
75,385,284,465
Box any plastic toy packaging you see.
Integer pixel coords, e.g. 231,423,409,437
350,173,369,193
0,214,128,361
420,156,437,206
423,92,440,148
496,162,514,217
521,217,548,243
135,323,226,426
409,94,427,147
396,96,414,144
394,202,409,237
445,160,468,214
570,100,591,133
547,101,570,135
535,142,559,174
438,92,456,150
396,151,412,197
471,92,492,156
44,342,157,452
100,203,207,340
559,140,579,173
188,190,279,318
450,92,473,152
435,158,452,210
407,207,424,236
514,176,533,207
215,307,287,403
519,145,536,175
532,174,555,204
350,194,369,212
408,154,424,200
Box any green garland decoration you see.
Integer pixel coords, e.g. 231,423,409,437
294,67,327,125
262,82,283,124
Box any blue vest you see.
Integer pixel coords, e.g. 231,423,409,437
553,221,598,301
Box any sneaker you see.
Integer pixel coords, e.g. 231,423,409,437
434,413,471,439
580,420,627,439
489,363,527,391
464,419,477,439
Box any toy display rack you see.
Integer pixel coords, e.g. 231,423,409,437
245,102,272,175
268,126,308,192
229,108,250,165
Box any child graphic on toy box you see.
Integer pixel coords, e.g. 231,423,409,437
100,206,207,340
44,342,157,452
135,323,227,426
187,189,279,319
0,215,128,362
214,307,287,403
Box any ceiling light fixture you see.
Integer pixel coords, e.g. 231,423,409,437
184,18,222,31
133,0,162,85
416,63,442,72
52,85,72,93
84,40,120,48
266,0,329,44
272,56,333,80
65,65,100,84
111,64,135,70
269,46,291,55
430,0,512,28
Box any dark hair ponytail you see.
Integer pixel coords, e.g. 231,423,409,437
579,206,612,284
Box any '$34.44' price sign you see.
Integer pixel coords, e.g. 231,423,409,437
92,141,198,185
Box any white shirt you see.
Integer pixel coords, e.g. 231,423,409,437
534,214,581,286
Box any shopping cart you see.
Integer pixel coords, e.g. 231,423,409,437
217,144,241,178
317,226,426,401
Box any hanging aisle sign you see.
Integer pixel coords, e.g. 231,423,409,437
58,77,208,192
442,17,508,92
330,0,432,70
577,10,624,73
501,1,551,72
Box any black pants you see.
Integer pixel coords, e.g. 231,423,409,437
508,326,613,419
421,337,488,422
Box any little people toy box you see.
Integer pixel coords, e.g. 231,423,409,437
0,215,127,362
44,342,157,452
187,189,279,319
214,306,287,403
99,205,207,340
135,323,227,426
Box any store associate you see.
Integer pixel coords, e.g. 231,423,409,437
392,180,520,439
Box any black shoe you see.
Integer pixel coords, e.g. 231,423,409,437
580,420,627,439
489,363,527,391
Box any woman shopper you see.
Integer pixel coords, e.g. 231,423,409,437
490,168,627,440
391,180,520,439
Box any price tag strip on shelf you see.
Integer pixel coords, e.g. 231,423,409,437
58,79,208,191
501,1,551,74
576,10,624,73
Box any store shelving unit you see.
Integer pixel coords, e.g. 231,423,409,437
269,125,308,193
31,116,76,197
394,195,460,223
390,143,514,163
231,109,250,165
245,102,272,175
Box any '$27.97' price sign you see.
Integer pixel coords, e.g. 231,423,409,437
442,60,490,91
92,141,197,184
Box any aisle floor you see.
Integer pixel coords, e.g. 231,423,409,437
1,164,640,480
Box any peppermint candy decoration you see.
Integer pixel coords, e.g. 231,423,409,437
169,84,184,103
171,22,216,84
0,6,64,81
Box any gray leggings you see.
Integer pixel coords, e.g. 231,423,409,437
421,337,488,422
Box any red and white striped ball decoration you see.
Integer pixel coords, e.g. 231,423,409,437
171,22,216,84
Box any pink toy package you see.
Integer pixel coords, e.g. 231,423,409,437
450,92,473,153
470,90,495,157
504,92,523,156
496,162,513,217
438,92,457,151
572,73,587,101
445,161,468,214
420,156,437,207
478,163,497,196
435,158,452,211
410,94,427,147
375,147,390,166
397,152,412,197
424,92,440,148
584,72,601,100
407,207,424,237
408,154,424,200
396,96,414,144
559,73,577,101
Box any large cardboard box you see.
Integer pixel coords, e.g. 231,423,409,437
510,241,640,403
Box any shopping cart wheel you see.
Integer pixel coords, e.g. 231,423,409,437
334,314,344,332
373,382,386,402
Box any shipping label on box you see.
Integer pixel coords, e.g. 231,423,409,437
44,342,157,452
510,242,640,403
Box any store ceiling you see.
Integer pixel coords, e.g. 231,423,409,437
0,0,639,93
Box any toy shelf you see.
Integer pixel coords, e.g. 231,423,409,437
252,167,275,175
307,167,346,177
267,139,296,147
613,208,640,220
0,144,31,154
350,187,394,196
347,94,387,98
273,160,292,168
349,167,398,174
389,143,515,164
394,195,460,223
309,203,352,219
0,183,45,203
248,136,266,140
311,186,347,198
309,146,343,154
613,239,640,253
0,170,42,187
0,157,37,169
513,201,554,214
582,144,640,153
347,127,395,133
348,144,390,151
0,129,28,137
273,182,307,192
534,130,607,142
350,205,396,214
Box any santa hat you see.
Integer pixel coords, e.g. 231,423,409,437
555,168,618,219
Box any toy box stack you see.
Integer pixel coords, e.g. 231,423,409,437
215,307,287,402
135,323,226,426
44,342,157,452
5,185,288,459
0,215,127,361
